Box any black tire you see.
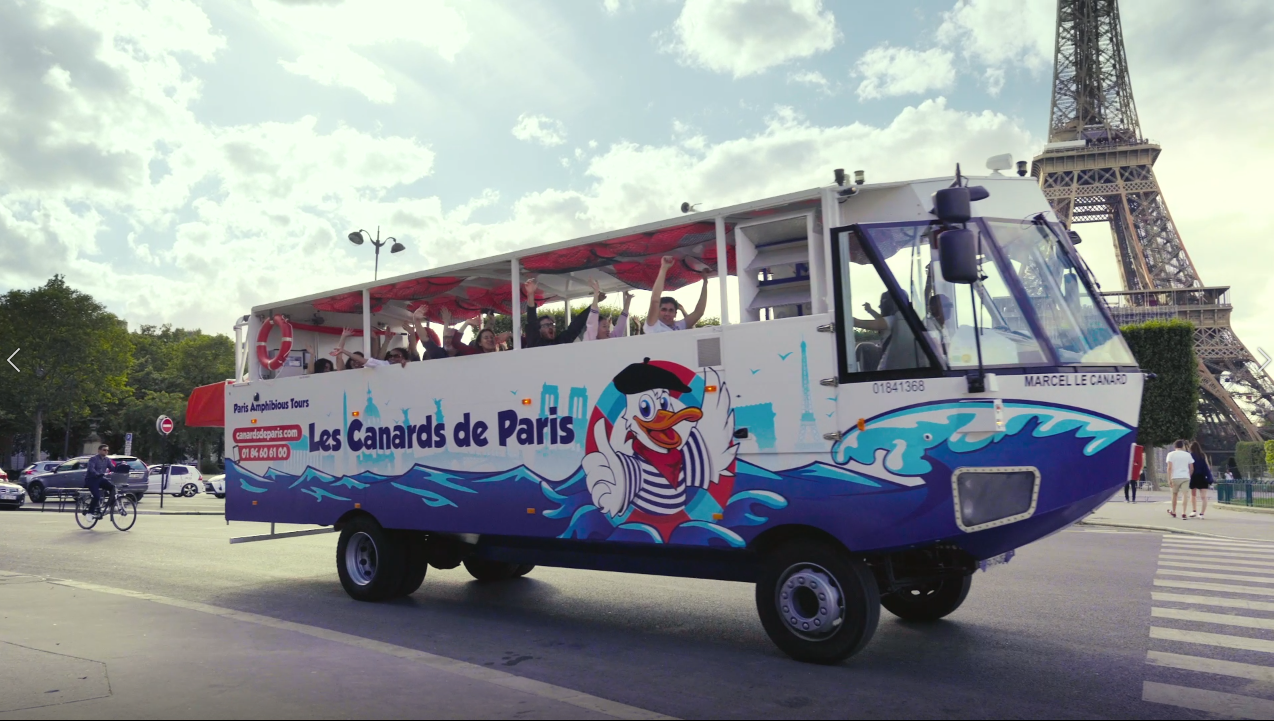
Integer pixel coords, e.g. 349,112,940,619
336,517,405,602
881,574,972,622
215,493,225,499
28,482,45,504
755,540,880,664
396,533,429,597
182,483,198,497
75,496,98,530
111,496,138,532
463,558,527,582
513,564,535,578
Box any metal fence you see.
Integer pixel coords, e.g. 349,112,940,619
1216,482,1274,509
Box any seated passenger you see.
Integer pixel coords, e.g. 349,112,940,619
406,305,449,360
644,256,709,334
925,293,955,359
585,280,631,341
331,328,401,369
452,327,501,355
523,278,592,347
305,343,337,373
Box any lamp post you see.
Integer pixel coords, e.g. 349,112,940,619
347,227,405,281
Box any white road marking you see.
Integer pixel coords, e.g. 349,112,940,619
1162,535,1274,548
43,576,674,720
1150,626,1274,654
1157,569,1274,584
1162,539,1274,554
1142,681,1274,719
1160,560,1274,574
1153,592,1274,613
1152,607,1274,631
1159,552,1274,567
1154,579,1274,597
1147,651,1274,683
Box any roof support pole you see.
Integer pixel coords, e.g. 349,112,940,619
246,314,262,381
362,289,372,358
714,216,731,326
511,259,522,350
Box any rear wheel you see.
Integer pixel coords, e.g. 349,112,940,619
336,517,405,602
29,482,46,504
880,574,972,622
181,483,198,497
75,496,98,530
755,540,880,664
111,496,138,532
215,493,225,499
396,534,429,597
463,558,530,582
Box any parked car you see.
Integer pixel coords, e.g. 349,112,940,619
0,479,25,509
148,464,203,497
0,468,7,481
204,474,226,499
24,456,149,503
15,461,62,490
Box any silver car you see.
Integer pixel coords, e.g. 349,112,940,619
24,456,149,504
0,480,26,509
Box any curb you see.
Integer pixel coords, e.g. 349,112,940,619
1215,504,1274,516
1078,519,1269,542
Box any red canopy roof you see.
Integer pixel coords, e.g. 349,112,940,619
186,381,231,428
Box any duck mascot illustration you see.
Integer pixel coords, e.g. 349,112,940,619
583,359,737,537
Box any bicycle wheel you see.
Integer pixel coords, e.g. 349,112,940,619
111,495,138,532
75,496,99,530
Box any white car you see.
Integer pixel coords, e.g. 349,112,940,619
204,474,226,499
147,464,204,497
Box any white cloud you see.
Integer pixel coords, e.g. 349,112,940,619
855,45,955,100
251,0,470,104
511,114,567,147
936,0,1054,72
662,0,840,78
788,70,833,94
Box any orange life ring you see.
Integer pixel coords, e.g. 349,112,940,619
256,315,293,371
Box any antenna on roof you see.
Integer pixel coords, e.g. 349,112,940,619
680,202,701,214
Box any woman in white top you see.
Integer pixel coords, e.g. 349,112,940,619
584,280,632,341
644,255,709,334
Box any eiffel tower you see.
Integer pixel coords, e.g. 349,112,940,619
796,338,822,451
1031,0,1274,455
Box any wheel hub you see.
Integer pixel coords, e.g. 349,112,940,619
776,564,844,640
345,531,378,586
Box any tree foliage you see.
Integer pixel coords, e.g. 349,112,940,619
1121,320,1199,447
1236,441,1268,480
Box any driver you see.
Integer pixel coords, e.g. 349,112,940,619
85,444,118,515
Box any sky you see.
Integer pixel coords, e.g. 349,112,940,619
1,0,1272,362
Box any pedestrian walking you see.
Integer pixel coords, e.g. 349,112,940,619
1165,440,1194,520
1188,440,1214,519
1123,476,1137,503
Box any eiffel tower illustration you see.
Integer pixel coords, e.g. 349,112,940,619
796,338,823,451
1031,0,1274,453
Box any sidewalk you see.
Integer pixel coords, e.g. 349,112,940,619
1084,489,1274,542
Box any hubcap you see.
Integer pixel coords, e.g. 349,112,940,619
344,531,379,587
775,563,844,641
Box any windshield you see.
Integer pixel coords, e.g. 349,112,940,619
988,220,1136,365
857,224,1048,369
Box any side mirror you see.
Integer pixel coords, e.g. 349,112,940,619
932,186,989,223
938,228,980,284
1068,230,1082,245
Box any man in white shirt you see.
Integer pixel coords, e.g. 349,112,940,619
644,255,709,334
1165,439,1195,519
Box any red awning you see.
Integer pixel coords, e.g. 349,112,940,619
186,380,231,428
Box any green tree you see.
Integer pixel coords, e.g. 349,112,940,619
0,277,132,463
1236,441,1268,480
1121,320,1199,489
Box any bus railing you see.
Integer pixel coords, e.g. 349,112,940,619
1215,482,1274,509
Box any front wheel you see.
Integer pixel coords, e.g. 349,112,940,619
75,496,98,530
881,574,972,622
336,517,405,602
755,541,880,665
111,496,138,531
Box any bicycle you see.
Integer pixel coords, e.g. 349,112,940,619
75,487,137,531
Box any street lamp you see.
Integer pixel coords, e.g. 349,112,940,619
347,226,405,281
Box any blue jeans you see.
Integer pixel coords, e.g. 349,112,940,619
87,475,116,514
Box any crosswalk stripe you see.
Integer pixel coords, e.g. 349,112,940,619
1157,569,1274,584
1163,539,1274,554
1155,579,1274,596
1162,534,1274,546
1142,680,1274,719
1160,553,1274,568
1161,560,1274,574
1153,592,1274,613
1152,607,1274,631
1150,626,1274,653
1147,651,1274,682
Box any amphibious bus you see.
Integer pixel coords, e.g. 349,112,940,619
189,168,1143,663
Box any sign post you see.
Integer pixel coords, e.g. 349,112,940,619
156,416,174,509
124,432,133,457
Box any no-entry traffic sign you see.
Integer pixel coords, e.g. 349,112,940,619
156,415,174,436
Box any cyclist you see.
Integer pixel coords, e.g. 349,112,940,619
85,444,119,516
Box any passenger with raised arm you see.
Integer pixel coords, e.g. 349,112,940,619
644,256,709,334
406,305,449,360
585,280,631,341
304,342,336,374
331,328,403,369
524,277,592,347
